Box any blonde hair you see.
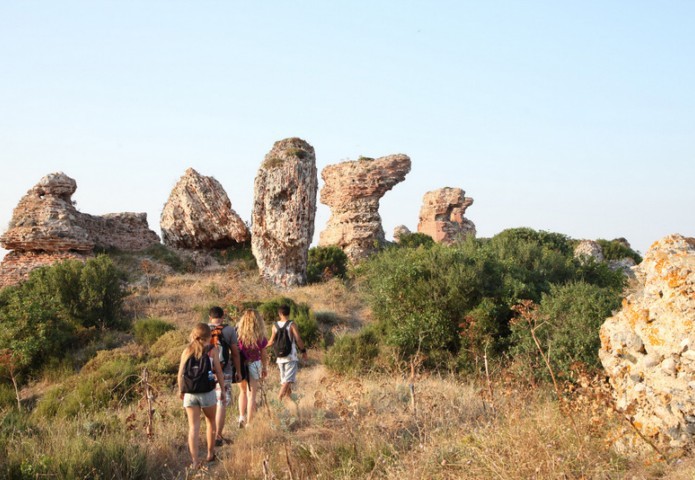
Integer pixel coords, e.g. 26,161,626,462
185,323,211,359
237,309,266,348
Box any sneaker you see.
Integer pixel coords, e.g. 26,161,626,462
215,438,223,447
238,416,245,428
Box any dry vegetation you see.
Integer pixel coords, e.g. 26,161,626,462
5,257,694,479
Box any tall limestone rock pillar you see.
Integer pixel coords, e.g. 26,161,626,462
251,138,318,287
319,154,411,263
417,187,476,245
599,234,695,447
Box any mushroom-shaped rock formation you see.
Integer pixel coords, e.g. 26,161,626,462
161,168,250,249
599,234,695,448
251,138,318,287
319,154,411,262
0,172,159,287
417,187,475,245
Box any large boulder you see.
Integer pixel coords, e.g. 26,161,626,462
599,234,695,447
417,187,475,245
160,168,250,249
0,172,160,287
574,239,605,263
251,138,318,287
319,154,411,262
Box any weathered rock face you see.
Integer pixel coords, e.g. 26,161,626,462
160,168,250,250
417,187,475,245
251,138,318,287
0,172,159,287
599,234,695,447
574,240,605,263
393,225,411,243
319,154,411,262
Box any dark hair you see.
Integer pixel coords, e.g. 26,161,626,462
278,304,291,317
209,306,224,319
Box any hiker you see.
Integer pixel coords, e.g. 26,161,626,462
208,306,242,446
178,323,224,468
267,304,308,401
236,309,269,427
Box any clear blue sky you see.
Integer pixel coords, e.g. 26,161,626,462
1,1,693,258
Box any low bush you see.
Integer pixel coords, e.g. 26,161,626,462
256,297,320,347
325,328,381,374
133,318,175,346
147,329,188,374
307,246,348,283
396,232,435,249
597,238,643,264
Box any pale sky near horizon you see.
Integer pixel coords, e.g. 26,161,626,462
1,1,693,259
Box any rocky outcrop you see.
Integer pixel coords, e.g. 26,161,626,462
160,168,250,249
251,138,318,287
574,240,605,263
0,172,159,287
319,154,411,262
393,225,411,243
599,234,695,447
417,187,475,245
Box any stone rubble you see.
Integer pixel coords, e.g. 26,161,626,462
599,234,695,447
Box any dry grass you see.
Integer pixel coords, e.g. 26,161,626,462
7,259,695,479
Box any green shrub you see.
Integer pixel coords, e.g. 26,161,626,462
0,383,17,410
0,256,127,379
325,329,380,374
596,239,643,264
211,242,256,267
256,297,320,347
147,329,188,374
396,232,434,249
510,282,621,377
307,246,348,283
133,318,175,346
141,243,192,273
34,354,140,418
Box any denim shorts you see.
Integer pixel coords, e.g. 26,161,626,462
183,390,217,408
247,360,263,381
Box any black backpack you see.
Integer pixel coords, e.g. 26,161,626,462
274,321,293,357
210,324,231,369
181,346,216,394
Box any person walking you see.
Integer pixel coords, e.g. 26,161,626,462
267,304,308,401
236,309,269,427
178,323,224,469
208,306,242,446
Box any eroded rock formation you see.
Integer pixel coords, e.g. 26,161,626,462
574,240,605,263
417,187,475,245
599,234,695,447
393,225,411,243
0,172,159,287
251,138,318,287
319,154,411,262
160,168,250,249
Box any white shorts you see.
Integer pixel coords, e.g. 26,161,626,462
278,361,298,384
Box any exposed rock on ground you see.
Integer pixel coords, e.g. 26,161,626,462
417,187,475,245
574,239,605,263
319,154,411,262
0,172,159,287
393,225,411,243
251,138,318,287
161,168,250,249
599,234,695,448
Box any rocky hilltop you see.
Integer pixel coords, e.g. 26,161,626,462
251,138,318,287
600,234,695,447
417,187,475,245
0,172,159,287
160,168,250,250
319,154,411,262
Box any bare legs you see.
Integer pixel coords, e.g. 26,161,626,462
215,397,227,442
278,382,292,401
237,378,261,425
185,405,217,467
